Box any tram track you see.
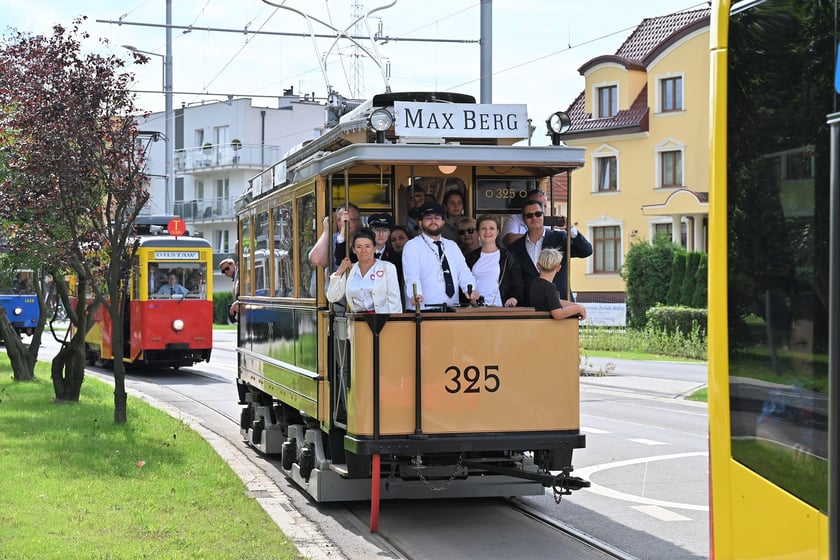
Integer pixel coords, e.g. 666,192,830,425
83,364,636,559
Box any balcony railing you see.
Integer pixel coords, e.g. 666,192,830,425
174,143,281,172
174,197,236,221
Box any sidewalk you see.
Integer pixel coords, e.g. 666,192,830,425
580,356,708,399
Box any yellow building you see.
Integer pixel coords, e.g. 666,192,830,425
562,8,710,306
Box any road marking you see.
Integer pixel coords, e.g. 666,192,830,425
568,452,709,511
628,438,668,446
581,426,610,434
631,505,692,521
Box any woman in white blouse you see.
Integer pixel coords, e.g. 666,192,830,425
327,228,404,313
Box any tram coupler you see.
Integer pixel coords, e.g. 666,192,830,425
461,460,590,494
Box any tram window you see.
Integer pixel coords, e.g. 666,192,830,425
254,211,270,296
726,0,830,512
273,201,294,297
149,263,208,299
297,192,317,298
330,175,392,210
241,216,252,297
474,177,538,212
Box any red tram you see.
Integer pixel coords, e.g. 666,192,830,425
83,218,214,369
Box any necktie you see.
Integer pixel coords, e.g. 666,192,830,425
435,240,455,298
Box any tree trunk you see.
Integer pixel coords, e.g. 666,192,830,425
0,310,34,381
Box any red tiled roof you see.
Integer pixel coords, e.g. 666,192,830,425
564,8,710,137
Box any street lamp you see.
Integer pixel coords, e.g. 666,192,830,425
122,43,174,216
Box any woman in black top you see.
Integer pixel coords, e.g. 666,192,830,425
463,215,523,307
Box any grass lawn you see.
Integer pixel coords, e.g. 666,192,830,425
0,356,302,560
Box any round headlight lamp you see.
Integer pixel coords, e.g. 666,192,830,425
172,319,185,332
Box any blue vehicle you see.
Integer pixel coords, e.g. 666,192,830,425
0,270,40,338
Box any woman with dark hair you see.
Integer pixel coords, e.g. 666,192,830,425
441,189,465,241
326,228,403,313
464,215,523,307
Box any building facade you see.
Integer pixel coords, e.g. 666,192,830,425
561,9,710,305
139,92,325,291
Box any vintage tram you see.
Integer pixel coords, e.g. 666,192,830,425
82,217,214,369
234,92,590,525
0,270,39,339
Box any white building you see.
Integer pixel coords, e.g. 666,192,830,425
139,92,325,288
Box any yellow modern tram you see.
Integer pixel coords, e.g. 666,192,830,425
708,1,837,558
234,92,590,528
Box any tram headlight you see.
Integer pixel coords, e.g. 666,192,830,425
172,319,185,332
369,108,394,144
13,307,23,316
546,111,571,146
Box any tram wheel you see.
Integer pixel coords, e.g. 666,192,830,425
281,440,295,470
299,446,314,481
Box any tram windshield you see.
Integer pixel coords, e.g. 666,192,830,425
147,261,208,299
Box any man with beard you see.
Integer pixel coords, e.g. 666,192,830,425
402,202,480,311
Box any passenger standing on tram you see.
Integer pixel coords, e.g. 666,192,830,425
441,189,465,241
464,215,523,307
219,258,239,321
402,202,479,311
501,188,548,247
530,249,587,320
389,225,411,306
367,213,396,262
327,229,403,313
456,216,480,255
308,203,361,271
509,200,592,305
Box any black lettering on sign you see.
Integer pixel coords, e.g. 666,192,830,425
444,364,501,394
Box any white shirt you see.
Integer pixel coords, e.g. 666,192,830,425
472,251,502,306
402,233,476,310
326,259,403,314
501,214,527,240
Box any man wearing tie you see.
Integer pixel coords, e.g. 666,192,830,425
402,202,480,310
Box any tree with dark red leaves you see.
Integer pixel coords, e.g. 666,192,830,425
0,18,151,423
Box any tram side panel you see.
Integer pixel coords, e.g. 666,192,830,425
346,313,580,436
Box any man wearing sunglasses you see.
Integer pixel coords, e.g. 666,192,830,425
509,200,592,305
455,216,480,255
219,258,239,322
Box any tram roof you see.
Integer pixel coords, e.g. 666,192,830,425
135,236,212,248
293,142,586,180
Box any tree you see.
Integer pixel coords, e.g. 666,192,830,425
0,19,150,423
665,252,687,306
621,233,682,329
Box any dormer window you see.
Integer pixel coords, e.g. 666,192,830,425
597,85,618,118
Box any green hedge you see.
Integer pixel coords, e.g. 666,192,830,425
213,292,233,324
646,305,707,336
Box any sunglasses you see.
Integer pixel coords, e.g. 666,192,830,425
458,228,476,235
523,211,544,219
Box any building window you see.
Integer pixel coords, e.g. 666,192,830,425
596,156,618,191
660,150,683,187
593,226,621,273
215,230,230,253
597,85,618,118
653,221,688,247
660,76,683,112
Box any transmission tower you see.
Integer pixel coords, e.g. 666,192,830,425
349,0,365,98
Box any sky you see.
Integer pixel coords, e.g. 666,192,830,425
0,0,708,146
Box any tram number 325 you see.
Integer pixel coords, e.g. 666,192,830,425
444,365,500,394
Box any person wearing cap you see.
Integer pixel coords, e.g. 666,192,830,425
402,202,480,310
367,213,395,261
